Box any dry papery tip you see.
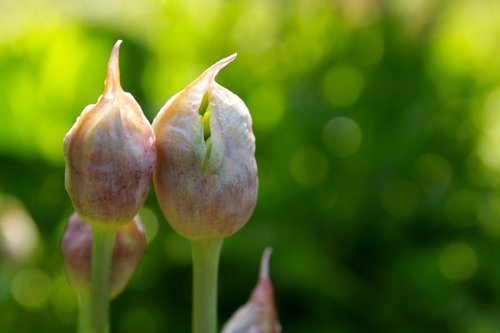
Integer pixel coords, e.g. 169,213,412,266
103,39,123,98
260,247,272,280
214,53,237,67
200,53,238,83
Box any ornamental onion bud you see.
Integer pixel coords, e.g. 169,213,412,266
153,54,258,239
221,248,281,333
63,40,156,226
60,213,146,298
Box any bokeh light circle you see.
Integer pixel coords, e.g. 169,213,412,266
438,242,478,282
11,268,52,309
413,153,452,194
321,64,364,107
289,145,330,187
322,117,362,157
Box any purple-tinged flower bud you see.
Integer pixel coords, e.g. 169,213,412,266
222,248,281,333
61,213,146,298
153,54,258,240
63,40,156,226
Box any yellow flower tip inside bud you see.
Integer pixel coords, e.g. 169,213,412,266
103,39,124,98
199,92,211,141
199,91,209,116
202,110,211,140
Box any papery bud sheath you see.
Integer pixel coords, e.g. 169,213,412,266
64,40,156,226
153,54,257,239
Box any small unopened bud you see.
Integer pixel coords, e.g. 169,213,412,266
221,248,281,333
64,40,156,226
61,213,146,298
153,54,258,239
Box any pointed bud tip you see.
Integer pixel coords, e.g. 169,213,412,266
202,53,238,83
260,247,272,280
103,40,123,97
215,53,237,67
221,247,281,333
250,247,275,304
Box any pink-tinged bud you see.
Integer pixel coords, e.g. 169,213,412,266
61,213,146,298
63,40,156,226
153,54,258,239
221,248,281,333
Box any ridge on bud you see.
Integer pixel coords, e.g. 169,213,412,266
63,40,156,226
153,54,258,240
221,248,281,333
60,213,146,298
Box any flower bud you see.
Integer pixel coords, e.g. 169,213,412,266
153,54,258,239
221,248,281,333
60,213,146,298
64,40,156,226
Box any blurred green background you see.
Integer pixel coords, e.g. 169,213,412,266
1,0,500,332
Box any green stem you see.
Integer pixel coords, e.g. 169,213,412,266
191,238,224,333
90,225,117,333
78,294,91,333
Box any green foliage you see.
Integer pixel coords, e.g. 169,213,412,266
1,0,500,332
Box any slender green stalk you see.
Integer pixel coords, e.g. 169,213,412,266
191,238,224,333
90,224,117,333
78,294,92,333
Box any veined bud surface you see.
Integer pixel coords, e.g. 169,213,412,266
221,248,281,333
61,213,146,298
153,54,258,239
64,40,156,226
